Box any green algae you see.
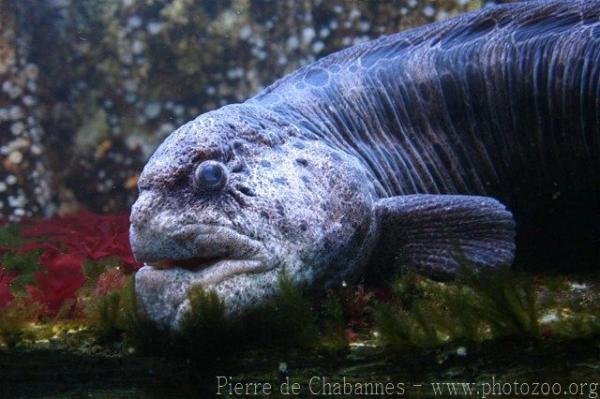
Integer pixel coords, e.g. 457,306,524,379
0,232,598,397
125,272,324,362
1,266,599,398
375,267,600,355
2,263,599,357
0,299,38,349
0,224,24,248
1,250,43,297
87,277,136,343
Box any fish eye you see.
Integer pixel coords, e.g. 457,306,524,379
194,160,228,192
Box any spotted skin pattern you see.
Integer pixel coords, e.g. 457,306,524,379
130,1,599,328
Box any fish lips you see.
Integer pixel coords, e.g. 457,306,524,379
134,225,273,328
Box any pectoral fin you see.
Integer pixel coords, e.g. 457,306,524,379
373,194,515,277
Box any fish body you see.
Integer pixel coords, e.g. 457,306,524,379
130,0,600,328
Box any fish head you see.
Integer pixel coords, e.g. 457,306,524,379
129,104,379,328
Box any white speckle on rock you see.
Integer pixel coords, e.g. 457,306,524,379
278,362,287,373
131,40,145,55
22,95,36,107
9,106,24,120
144,102,161,119
147,21,163,35
227,68,244,80
173,104,185,116
10,122,25,135
286,36,299,50
239,25,252,40
159,123,175,136
124,79,137,92
6,175,17,185
437,10,450,21
423,5,436,18
570,282,588,291
540,311,559,323
23,64,39,80
127,15,143,30
312,41,325,54
277,55,288,65
120,52,134,65
8,194,26,208
252,36,265,48
552,191,561,200
302,27,315,44
205,86,216,95
2,81,16,97
7,151,23,164
125,93,137,104
26,80,37,92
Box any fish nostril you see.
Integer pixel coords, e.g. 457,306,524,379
230,160,245,173
236,184,256,197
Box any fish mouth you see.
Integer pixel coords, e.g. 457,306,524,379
133,224,276,328
144,257,268,285
135,224,273,284
148,256,231,271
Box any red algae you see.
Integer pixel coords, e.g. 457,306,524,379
0,210,141,318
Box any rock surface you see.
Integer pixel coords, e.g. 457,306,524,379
0,0,505,219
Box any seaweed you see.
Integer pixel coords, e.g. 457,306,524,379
457,266,540,338
0,299,39,349
123,271,343,364
374,265,542,353
0,224,24,249
89,291,125,342
1,250,43,297
0,212,598,364
177,285,232,361
252,271,320,351
88,275,139,344
318,291,349,358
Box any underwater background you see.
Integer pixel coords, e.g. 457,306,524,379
1,1,599,398
0,0,507,220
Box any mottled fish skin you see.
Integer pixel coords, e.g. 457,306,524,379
251,0,600,205
130,0,599,328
